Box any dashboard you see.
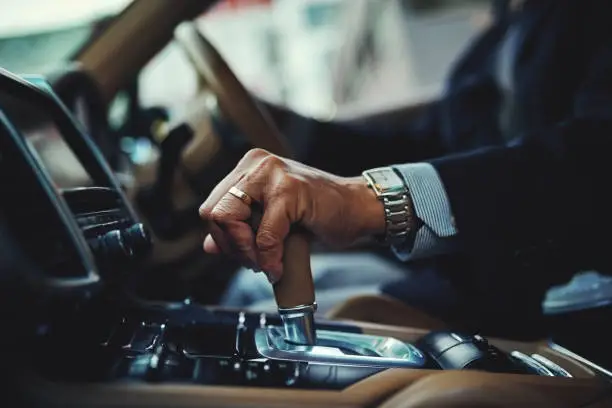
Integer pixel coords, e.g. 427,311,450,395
0,68,150,292
1,80,92,189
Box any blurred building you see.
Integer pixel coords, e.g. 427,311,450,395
0,0,490,120
182,0,490,119
332,0,490,118
0,0,130,74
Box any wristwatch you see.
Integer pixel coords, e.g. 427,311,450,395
362,167,416,245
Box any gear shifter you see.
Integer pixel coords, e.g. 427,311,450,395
249,203,317,346
252,223,426,368
274,233,317,345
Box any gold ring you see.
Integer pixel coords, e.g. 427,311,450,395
228,186,253,206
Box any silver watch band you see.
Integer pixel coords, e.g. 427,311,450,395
382,192,413,245
362,167,415,245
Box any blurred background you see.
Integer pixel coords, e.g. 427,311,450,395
0,0,490,121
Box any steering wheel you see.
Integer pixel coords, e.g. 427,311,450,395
174,22,292,159
173,23,315,313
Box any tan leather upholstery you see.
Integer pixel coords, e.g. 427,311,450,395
17,365,612,408
378,371,595,408
14,317,612,407
326,294,448,331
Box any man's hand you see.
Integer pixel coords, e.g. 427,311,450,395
198,148,386,283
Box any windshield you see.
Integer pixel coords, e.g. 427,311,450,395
0,0,132,74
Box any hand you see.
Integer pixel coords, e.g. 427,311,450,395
198,148,386,282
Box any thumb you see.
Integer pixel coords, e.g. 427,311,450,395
203,234,221,253
255,201,291,283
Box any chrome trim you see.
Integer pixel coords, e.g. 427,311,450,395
277,303,318,314
530,353,572,377
549,342,612,378
278,303,317,345
510,351,554,376
255,326,426,368
235,311,247,356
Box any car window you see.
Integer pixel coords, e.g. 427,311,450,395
138,0,491,120
137,40,200,118
0,0,132,74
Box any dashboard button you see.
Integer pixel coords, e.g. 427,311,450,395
91,223,151,260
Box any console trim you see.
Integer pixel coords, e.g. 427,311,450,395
509,351,554,376
548,342,612,379
255,326,427,368
530,353,572,377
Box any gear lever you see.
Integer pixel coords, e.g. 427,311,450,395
274,233,317,345
250,205,317,345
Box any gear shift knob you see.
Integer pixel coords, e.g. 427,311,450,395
274,233,317,345
249,205,317,345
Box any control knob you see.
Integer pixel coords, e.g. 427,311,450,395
91,223,152,260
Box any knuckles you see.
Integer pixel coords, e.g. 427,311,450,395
244,151,296,198
201,148,300,225
243,148,286,174
273,174,303,197
243,147,270,162
253,154,285,174
198,204,211,219
209,205,229,224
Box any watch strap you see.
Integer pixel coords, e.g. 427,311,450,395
381,191,414,245
363,167,416,246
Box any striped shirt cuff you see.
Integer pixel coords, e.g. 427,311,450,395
391,162,459,261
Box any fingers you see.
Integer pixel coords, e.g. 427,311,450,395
205,183,257,266
219,220,258,268
199,149,297,279
198,148,268,216
199,152,263,262
255,200,292,282
203,234,220,254
205,222,230,253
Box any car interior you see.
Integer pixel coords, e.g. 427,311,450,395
2,0,612,406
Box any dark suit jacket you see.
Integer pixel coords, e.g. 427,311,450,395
274,0,612,324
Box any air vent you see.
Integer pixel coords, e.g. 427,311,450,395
62,187,132,238
62,187,123,213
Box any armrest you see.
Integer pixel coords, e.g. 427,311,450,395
326,294,447,331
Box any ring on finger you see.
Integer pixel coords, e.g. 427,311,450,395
228,186,253,206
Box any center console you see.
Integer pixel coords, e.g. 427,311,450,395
29,297,585,390
19,296,612,408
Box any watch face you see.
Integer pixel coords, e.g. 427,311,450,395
368,168,405,196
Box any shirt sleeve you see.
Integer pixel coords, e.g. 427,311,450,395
391,162,460,261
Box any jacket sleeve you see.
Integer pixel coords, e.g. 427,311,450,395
429,36,612,297
259,98,446,176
